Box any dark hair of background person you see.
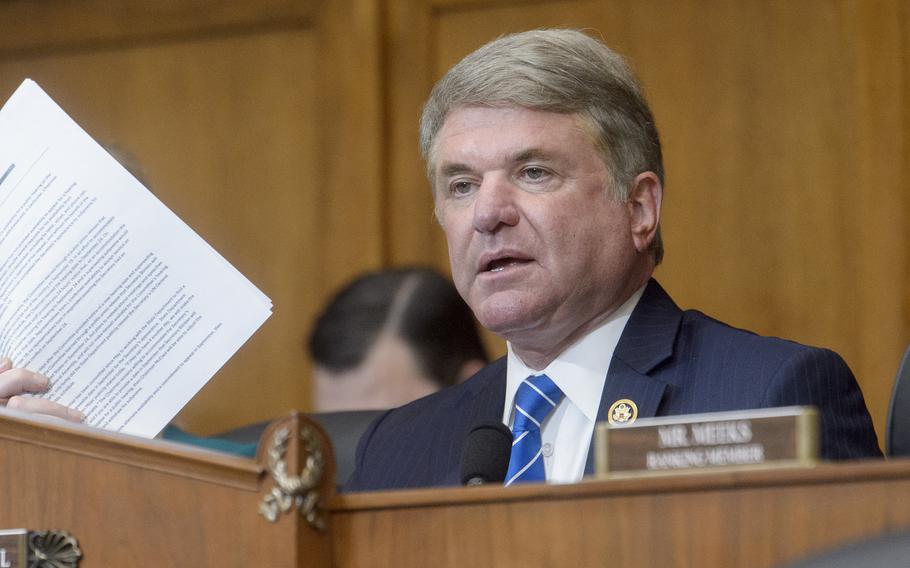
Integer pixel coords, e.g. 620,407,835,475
307,267,489,388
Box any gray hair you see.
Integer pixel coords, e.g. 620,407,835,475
420,29,664,264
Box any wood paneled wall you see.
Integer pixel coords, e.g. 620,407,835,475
0,0,906,443
0,0,384,434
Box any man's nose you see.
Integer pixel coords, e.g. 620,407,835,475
473,176,520,233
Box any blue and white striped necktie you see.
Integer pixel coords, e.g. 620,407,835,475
505,374,564,486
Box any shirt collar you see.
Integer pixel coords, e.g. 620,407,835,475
504,285,645,423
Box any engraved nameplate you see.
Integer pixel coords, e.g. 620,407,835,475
0,530,27,568
595,406,818,478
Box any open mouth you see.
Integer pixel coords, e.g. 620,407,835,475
483,256,532,273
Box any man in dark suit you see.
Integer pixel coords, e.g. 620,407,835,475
345,29,880,492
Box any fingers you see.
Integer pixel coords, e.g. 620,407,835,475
0,366,50,399
6,396,85,423
0,360,86,423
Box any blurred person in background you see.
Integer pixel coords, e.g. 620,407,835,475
309,266,488,411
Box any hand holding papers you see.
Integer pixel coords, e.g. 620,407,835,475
0,79,272,437
0,355,84,421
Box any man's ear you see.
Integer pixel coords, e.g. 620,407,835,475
626,172,662,254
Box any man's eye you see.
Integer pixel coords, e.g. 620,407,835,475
522,167,549,181
450,180,474,195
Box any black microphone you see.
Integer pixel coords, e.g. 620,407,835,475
460,422,512,486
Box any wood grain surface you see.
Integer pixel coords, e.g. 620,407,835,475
330,459,910,567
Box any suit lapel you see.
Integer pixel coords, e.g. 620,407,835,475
398,358,507,487
465,357,508,426
596,358,669,423
585,279,682,474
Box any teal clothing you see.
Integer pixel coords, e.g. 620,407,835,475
161,425,258,458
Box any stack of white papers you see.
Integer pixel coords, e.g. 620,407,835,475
0,79,272,437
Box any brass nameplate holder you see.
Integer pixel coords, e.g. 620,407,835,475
0,529,82,567
595,406,818,478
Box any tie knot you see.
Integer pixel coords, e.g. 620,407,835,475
512,374,564,433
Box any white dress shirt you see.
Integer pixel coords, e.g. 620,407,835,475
502,286,645,484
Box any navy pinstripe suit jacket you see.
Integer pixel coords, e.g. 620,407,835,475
345,280,881,492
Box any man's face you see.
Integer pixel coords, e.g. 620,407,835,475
433,106,655,357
